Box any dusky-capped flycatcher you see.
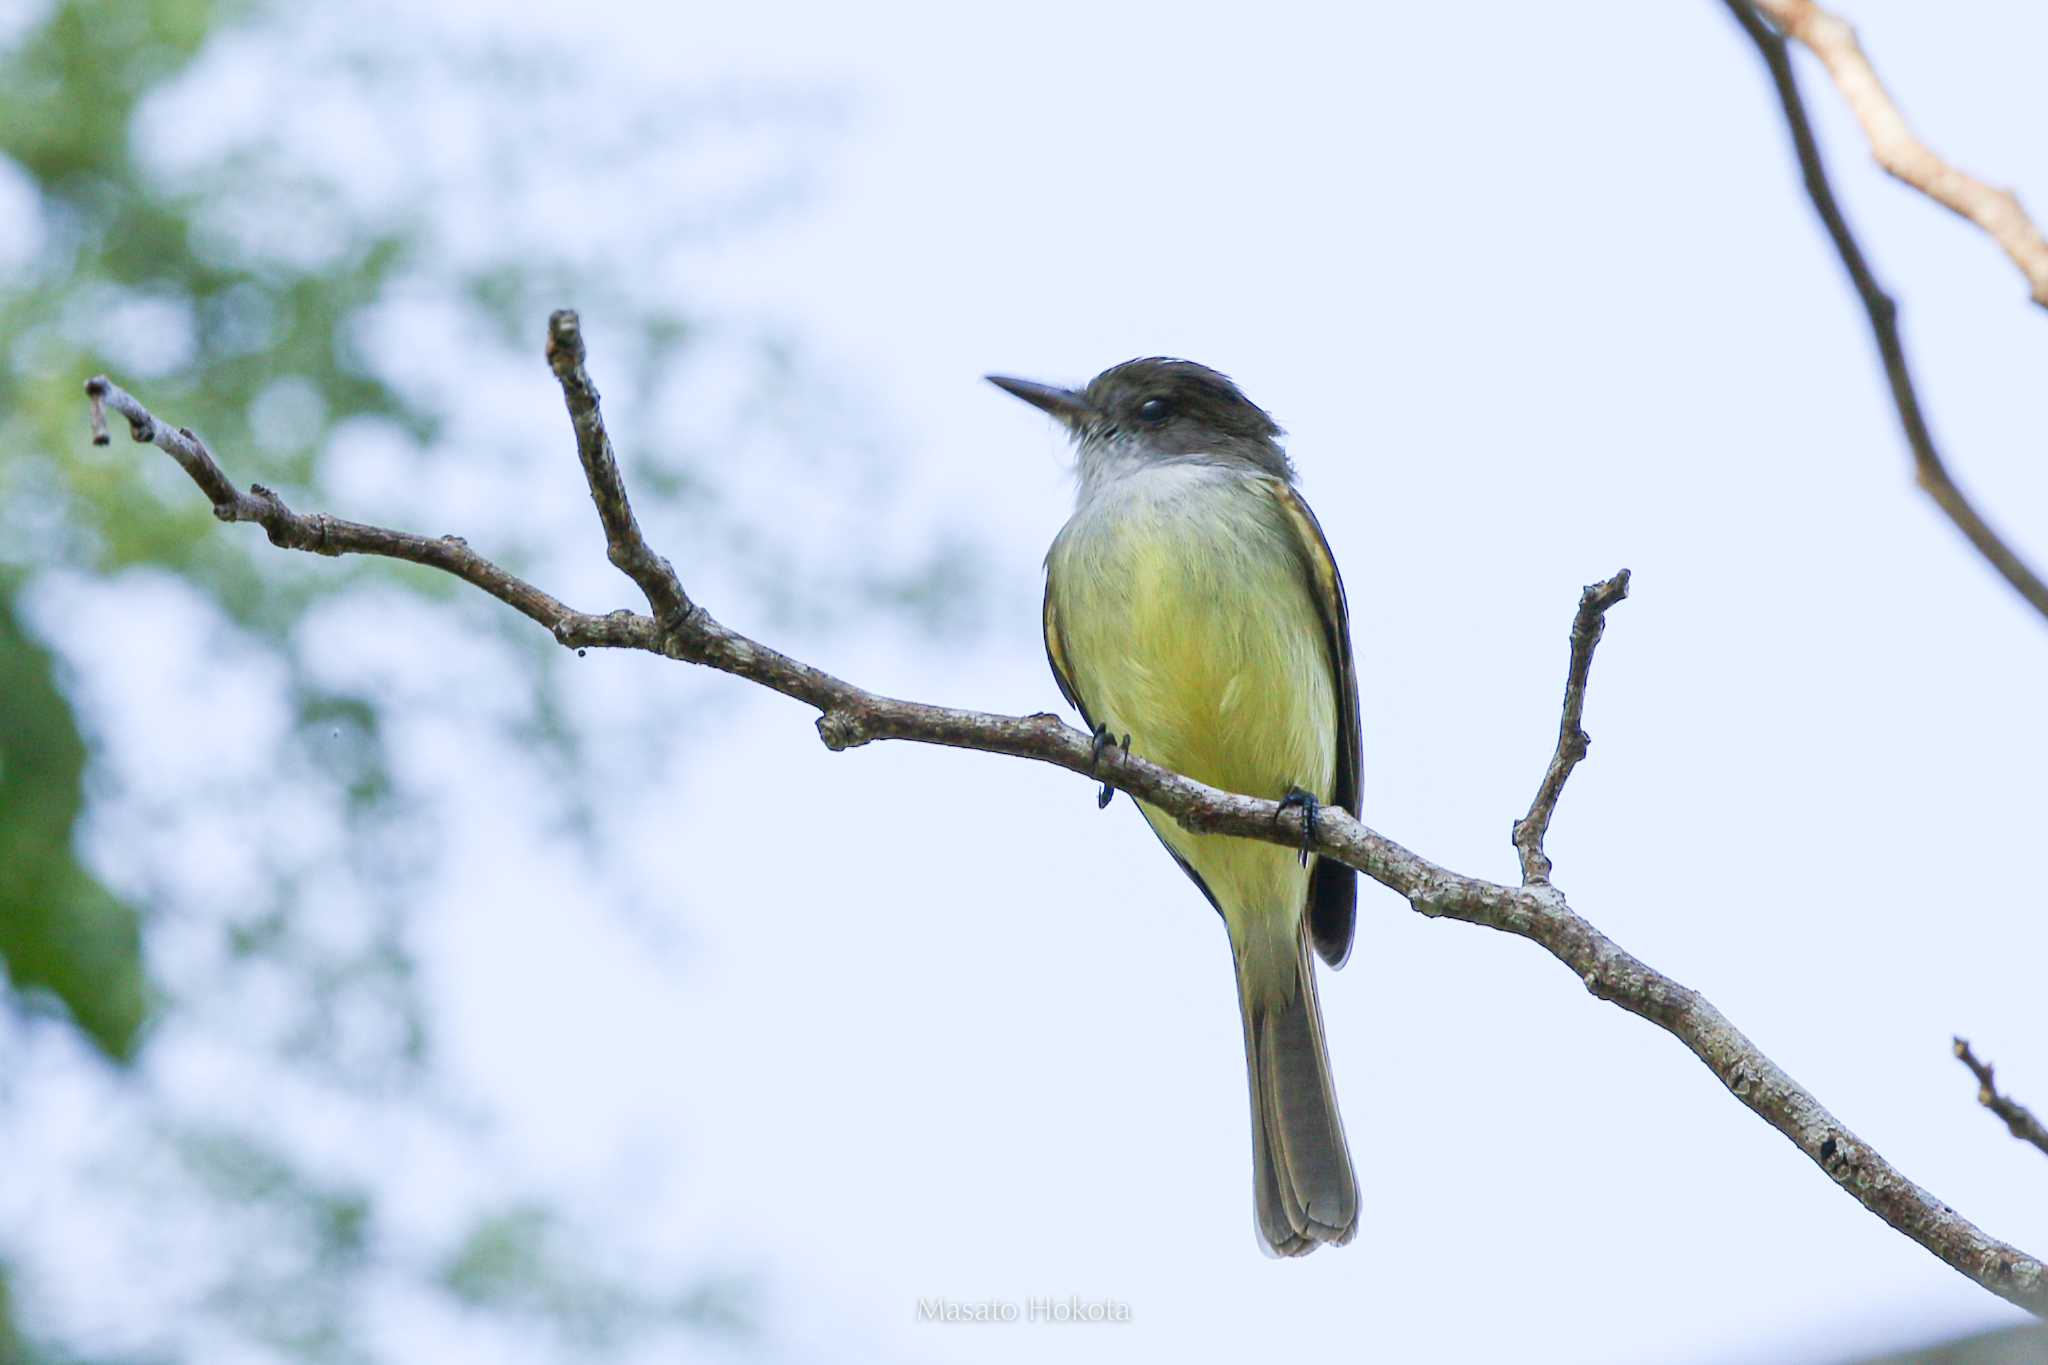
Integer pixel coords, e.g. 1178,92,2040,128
989,358,1361,1256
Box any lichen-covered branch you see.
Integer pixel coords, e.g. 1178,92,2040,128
1721,0,2048,625
1512,570,1630,885
1955,1038,2048,1159
1754,0,2048,310
542,311,692,628
82,315,2048,1317
85,374,607,638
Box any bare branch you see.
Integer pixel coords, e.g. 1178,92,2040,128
1955,1038,2048,1159
84,317,2048,1317
544,310,692,628
1512,570,1630,885
83,374,625,642
1755,0,2048,310
1721,0,2048,626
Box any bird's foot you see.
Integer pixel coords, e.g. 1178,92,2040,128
1089,723,1131,809
1278,786,1320,867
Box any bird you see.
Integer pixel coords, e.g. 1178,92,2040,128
988,358,1361,1256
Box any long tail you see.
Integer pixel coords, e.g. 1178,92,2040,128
1238,924,1358,1256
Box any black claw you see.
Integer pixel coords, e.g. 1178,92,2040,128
1087,726,1137,810
1088,722,1113,769
1090,723,1117,809
1094,733,1130,808
1278,786,1320,867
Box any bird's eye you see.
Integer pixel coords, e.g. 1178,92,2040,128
1137,397,1172,423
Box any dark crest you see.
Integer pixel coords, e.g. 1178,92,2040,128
1082,357,1290,477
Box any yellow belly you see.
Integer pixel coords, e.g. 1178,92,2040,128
1048,469,1336,938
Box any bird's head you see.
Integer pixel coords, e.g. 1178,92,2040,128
987,357,1290,480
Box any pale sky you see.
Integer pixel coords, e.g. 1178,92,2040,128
26,0,2048,1360
483,2,2048,1358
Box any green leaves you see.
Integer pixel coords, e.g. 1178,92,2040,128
441,1205,755,1347
0,0,227,187
0,0,973,1356
0,590,148,1060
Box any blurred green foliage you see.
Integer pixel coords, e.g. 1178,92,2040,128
439,1205,755,1347
0,0,418,627
0,0,948,1357
0,0,421,1063
0,586,148,1059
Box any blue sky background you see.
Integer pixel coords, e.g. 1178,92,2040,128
17,0,2048,1360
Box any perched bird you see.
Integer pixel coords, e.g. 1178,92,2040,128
989,359,1361,1256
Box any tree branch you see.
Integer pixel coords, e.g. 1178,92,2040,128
1512,570,1630,885
84,374,615,641
1720,0,2048,625
82,314,2048,1317
1955,1038,2048,1160
543,311,693,628
1753,0,2048,311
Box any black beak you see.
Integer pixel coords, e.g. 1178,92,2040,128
986,374,1095,428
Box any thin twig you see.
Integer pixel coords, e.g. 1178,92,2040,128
1512,570,1630,885
543,311,692,628
1721,0,2048,625
1755,0,2048,310
84,319,2048,1317
1955,1038,2048,1159
84,375,603,638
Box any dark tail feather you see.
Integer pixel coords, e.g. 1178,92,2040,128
1239,928,1358,1256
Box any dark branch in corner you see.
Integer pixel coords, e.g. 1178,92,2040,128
84,312,2048,1318
1955,1038,2048,1159
1752,0,2048,310
1513,570,1631,885
1720,0,2048,624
